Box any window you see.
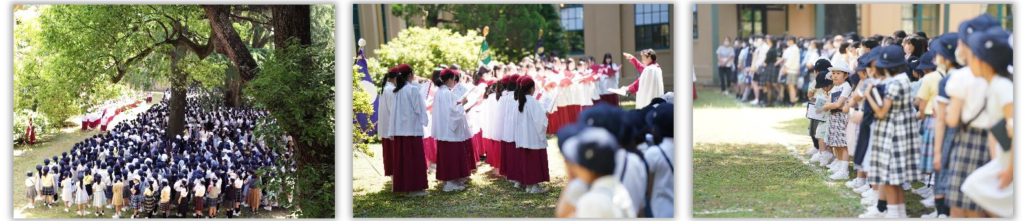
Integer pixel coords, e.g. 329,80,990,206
901,4,940,38
560,4,585,55
984,4,1013,32
353,5,361,47
693,4,697,39
737,5,765,39
636,4,671,50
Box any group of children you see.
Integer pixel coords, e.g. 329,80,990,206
375,49,674,218
24,87,290,218
801,14,1013,218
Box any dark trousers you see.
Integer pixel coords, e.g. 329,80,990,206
718,67,733,92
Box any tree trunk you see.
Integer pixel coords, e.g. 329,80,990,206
165,46,188,153
271,5,312,49
203,5,259,82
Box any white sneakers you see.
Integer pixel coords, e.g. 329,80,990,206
829,169,849,180
818,152,834,166
860,196,877,205
525,184,547,194
858,206,885,218
861,188,876,198
902,182,912,190
442,181,467,192
921,211,938,218
854,184,872,194
882,204,908,218
810,152,822,162
914,186,934,198
806,148,819,156
921,196,936,208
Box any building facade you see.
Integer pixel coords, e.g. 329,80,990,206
354,4,677,94
694,4,1013,86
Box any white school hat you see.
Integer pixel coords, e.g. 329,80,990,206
826,61,852,78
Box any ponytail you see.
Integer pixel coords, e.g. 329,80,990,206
517,81,534,113
393,72,410,93
493,82,504,100
378,72,397,95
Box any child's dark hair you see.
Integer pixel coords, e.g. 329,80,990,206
378,71,398,95
516,79,535,112
493,79,506,100
474,66,489,85
903,36,927,58
393,67,413,93
432,68,445,87
873,65,906,77
838,42,850,54
438,70,455,86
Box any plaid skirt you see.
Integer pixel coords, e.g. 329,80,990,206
159,202,171,213
934,127,958,195
947,127,990,211
827,112,848,147
144,195,157,212
868,119,924,185
41,186,54,196
131,195,143,209
206,196,219,208
919,117,936,173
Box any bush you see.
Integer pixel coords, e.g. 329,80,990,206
13,109,51,145
368,27,485,81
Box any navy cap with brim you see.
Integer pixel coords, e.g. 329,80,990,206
644,103,674,135
857,49,881,71
917,51,937,70
958,14,1001,42
930,33,960,63
559,127,618,175
875,45,907,69
966,27,1014,73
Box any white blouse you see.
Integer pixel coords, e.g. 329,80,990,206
498,91,518,142
514,95,548,149
944,67,990,128
377,82,396,139
390,83,428,137
432,85,473,142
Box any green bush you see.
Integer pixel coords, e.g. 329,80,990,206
13,109,51,145
368,27,484,81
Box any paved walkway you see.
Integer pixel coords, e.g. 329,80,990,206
693,106,810,146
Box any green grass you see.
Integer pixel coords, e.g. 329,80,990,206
694,87,741,109
353,138,567,218
693,142,862,218
776,117,811,137
694,142,933,218
13,93,292,218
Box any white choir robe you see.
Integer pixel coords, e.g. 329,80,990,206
378,82,397,140
390,83,428,137
498,91,518,142
464,83,488,135
514,95,548,149
432,85,473,142
480,96,499,140
635,64,664,109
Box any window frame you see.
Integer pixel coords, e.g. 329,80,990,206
635,4,671,51
560,4,585,55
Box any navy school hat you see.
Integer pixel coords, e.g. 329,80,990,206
645,103,674,136
958,14,1001,42
814,66,833,89
813,59,832,72
917,51,937,70
874,45,907,69
966,27,1013,73
929,33,960,63
857,49,881,71
578,103,627,144
559,127,619,175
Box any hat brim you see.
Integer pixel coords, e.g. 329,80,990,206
827,67,853,74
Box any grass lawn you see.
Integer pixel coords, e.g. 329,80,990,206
694,87,740,109
352,138,567,218
13,93,292,218
693,142,862,218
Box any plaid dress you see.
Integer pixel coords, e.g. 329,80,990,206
946,126,990,211
919,116,936,173
826,87,849,147
868,75,924,185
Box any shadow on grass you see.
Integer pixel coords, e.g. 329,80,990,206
353,168,561,218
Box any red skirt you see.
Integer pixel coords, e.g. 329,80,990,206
500,142,520,180
594,94,620,107
81,120,88,130
436,140,472,181
520,148,550,185
467,133,482,170
382,138,394,176
484,138,501,170
471,132,485,158
392,136,428,192
423,137,437,167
